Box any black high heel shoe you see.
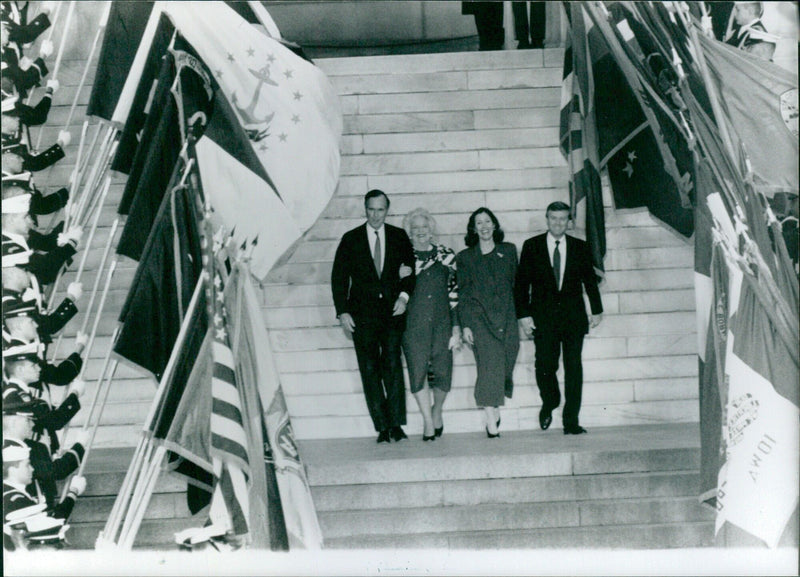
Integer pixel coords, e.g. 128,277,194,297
485,426,500,439
434,425,443,438
422,434,436,442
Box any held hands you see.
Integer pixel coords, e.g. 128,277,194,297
66,281,83,302
74,331,88,352
398,265,412,279
46,78,59,93
518,317,535,340
448,326,462,351
68,378,86,399
57,130,71,148
57,225,83,247
462,327,474,347
338,312,355,334
39,39,54,59
68,475,87,497
391,297,407,316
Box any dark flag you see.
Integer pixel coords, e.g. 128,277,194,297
112,13,177,177
113,171,204,381
86,1,155,121
115,37,215,261
584,3,694,237
560,3,605,278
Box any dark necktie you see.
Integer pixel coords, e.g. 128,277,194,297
373,230,382,276
553,239,561,290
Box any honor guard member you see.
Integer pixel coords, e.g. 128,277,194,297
1,1,55,46
2,253,82,342
2,172,70,222
724,1,778,61
3,441,84,551
2,78,59,150
3,341,85,454
3,395,88,512
2,185,81,285
3,297,87,385
1,19,52,98
3,130,69,173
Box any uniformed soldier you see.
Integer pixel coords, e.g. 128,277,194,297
1,18,52,98
3,394,88,511
3,133,68,173
2,173,70,226
3,342,85,453
3,298,87,385
2,258,82,342
1,1,55,46
3,440,84,551
724,1,778,61
1,185,82,285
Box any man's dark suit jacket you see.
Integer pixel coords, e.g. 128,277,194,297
331,223,415,326
515,233,602,334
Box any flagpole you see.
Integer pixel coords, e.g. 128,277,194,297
23,1,62,108
98,434,149,546
66,125,114,231
673,3,737,163
47,179,114,365
57,255,118,449
64,2,111,132
100,272,207,545
118,445,166,550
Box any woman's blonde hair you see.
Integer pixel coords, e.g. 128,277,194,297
402,207,438,243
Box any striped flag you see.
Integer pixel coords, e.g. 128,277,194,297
560,3,605,279
204,224,251,537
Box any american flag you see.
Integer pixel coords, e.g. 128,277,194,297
205,235,250,536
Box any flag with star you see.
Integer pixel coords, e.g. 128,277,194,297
117,2,342,279
586,3,694,237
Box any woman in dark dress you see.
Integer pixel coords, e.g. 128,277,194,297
456,207,519,437
401,208,461,441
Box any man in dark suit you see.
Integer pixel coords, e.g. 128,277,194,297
515,201,603,435
331,189,416,443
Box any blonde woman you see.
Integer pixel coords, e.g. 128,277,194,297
401,208,460,441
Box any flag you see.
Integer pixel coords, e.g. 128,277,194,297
86,1,156,122
715,269,799,548
696,163,724,507
560,3,605,278
206,267,250,537
583,3,694,237
239,262,324,549
115,38,215,261
157,1,342,279
112,168,204,380
699,33,798,196
112,12,177,177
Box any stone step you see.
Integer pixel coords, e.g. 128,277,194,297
290,400,699,440
329,66,561,95
66,516,197,550
323,520,715,549
311,470,703,512
318,496,713,539
316,48,562,76
280,363,696,400
300,425,700,486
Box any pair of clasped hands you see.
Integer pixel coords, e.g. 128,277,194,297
338,264,463,351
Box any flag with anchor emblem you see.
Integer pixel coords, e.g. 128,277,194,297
132,2,342,280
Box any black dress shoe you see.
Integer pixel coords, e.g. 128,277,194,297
390,426,408,442
377,430,391,443
563,425,587,435
539,408,552,430
422,434,436,442
485,427,500,439
434,426,443,438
